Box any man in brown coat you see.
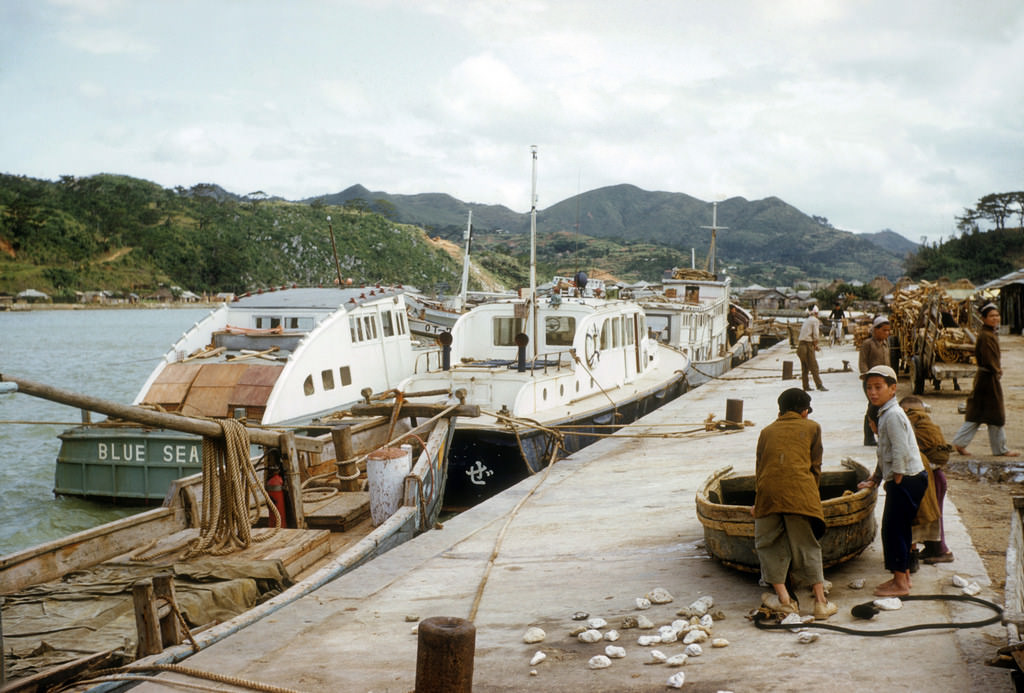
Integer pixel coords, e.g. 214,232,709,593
859,315,891,445
953,304,1018,456
753,388,837,620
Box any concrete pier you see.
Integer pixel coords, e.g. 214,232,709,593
133,341,1011,692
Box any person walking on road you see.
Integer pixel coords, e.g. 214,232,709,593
797,306,827,391
953,304,1019,457
859,315,891,445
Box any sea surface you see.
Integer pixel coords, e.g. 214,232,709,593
0,306,212,556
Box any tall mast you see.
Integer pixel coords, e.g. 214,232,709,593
700,201,728,275
454,210,472,312
530,145,538,358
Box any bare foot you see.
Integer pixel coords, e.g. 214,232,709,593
999,450,1021,457
874,582,911,597
955,446,969,456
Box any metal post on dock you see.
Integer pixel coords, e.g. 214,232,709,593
415,616,475,693
782,361,794,380
725,399,744,429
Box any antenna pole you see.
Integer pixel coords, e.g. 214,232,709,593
530,145,538,358
327,215,343,286
455,210,472,312
700,201,728,275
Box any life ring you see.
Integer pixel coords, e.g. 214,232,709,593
584,324,600,368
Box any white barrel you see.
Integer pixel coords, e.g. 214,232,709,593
367,445,411,526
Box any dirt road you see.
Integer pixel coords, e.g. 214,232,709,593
901,332,1024,598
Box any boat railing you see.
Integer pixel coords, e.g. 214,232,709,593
413,348,575,375
412,348,446,374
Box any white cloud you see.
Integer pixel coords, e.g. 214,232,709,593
1,0,1022,249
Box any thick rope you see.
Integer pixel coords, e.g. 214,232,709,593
183,418,279,559
76,663,302,693
467,442,562,622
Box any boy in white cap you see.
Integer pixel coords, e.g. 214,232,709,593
857,365,929,597
859,315,891,445
796,306,827,391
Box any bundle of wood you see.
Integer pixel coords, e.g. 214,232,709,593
933,327,976,365
888,281,976,367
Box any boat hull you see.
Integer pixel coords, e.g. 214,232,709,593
443,372,688,509
695,459,877,573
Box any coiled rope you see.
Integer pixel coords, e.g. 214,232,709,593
182,418,279,559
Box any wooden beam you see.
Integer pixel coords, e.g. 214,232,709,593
133,578,162,657
153,573,183,647
279,431,306,529
0,373,317,449
350,402,480,419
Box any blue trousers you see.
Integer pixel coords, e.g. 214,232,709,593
881,471,929,572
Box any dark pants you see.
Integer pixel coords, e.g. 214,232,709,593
922,468,949,554
881,471,929,572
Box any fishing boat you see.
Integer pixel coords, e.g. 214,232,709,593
54,286,439,503
695,459,878,572
396,148,690,509
638,203,754,387
0,374,467,690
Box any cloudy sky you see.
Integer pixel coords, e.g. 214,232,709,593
2,0,1022,244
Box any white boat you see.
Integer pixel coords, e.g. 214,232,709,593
55,286,438,502
399,290,690,508
636,203,753,387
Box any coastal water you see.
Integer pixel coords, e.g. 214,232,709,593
0,306,211,556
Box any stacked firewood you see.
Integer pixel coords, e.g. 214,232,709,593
889,282,976,366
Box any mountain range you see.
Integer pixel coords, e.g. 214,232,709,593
312,183,917,285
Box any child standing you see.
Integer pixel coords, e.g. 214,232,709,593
900,395,954,564
857,365,929,596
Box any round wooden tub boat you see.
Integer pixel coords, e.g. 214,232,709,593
695,458,878,573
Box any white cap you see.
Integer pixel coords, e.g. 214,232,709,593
861,364,897,382
873,315,890,328
810,305,819,313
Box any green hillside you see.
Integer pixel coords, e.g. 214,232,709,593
0,174,463,298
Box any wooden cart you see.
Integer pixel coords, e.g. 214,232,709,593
891,285,978,395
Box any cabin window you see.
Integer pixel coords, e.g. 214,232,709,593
685,286,700,303
364,316,378,339
350,324,358,342
321,369,335,390
303,374,315,396
638,315,646,340
339,366,352,386
544,315,576,346
611,317,622,348
493,317,525,346
286,317,314,330
356,318,365,342
382,311,395,337
256,316,281,329
626,316,636,345
600,320,612,350
397,312,407,335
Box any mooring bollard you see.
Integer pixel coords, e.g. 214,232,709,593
782,361,794,380
725,399,744,429
415,616,475,693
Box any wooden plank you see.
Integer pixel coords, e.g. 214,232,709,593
255,529,332,579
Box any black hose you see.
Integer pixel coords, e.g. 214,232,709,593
753,593,1003,636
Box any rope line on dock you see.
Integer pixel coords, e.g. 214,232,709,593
467,443,561,623
480,408,750,441
75,663,304,693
